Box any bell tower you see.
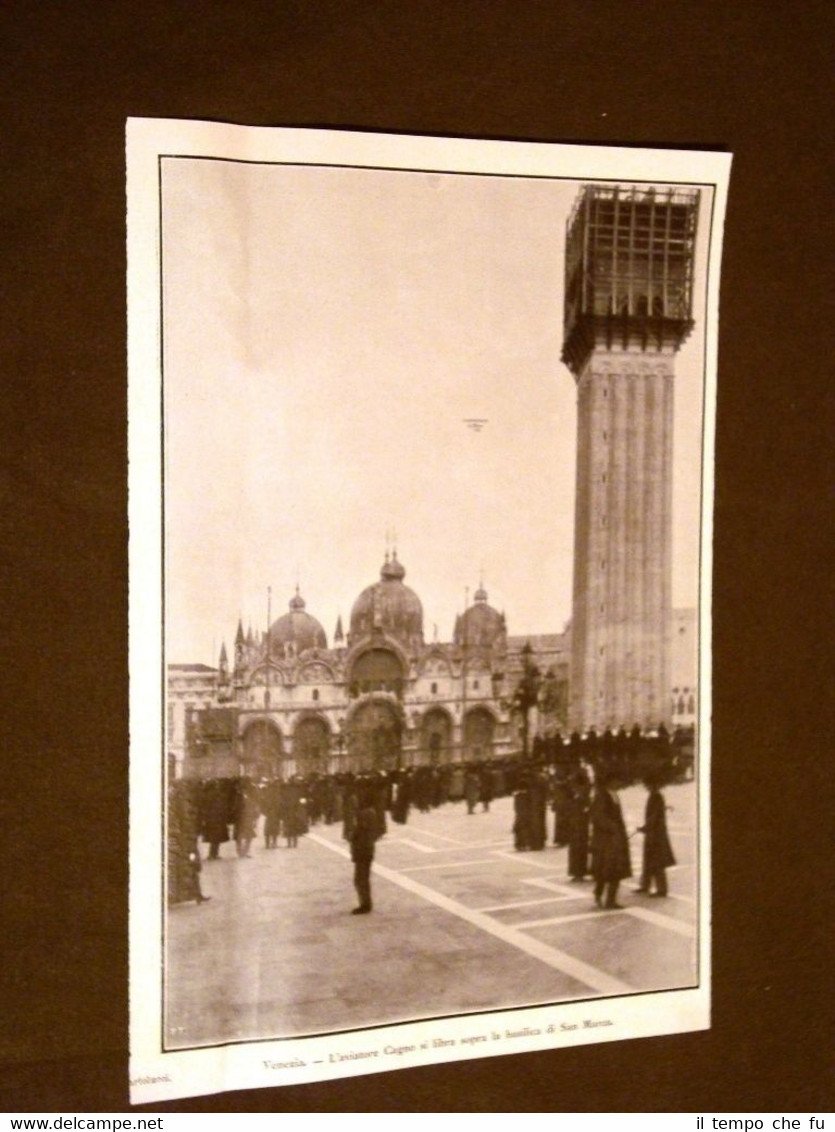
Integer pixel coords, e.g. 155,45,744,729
563,184,699,732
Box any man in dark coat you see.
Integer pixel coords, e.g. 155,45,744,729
512,778,532,851
635,774,676,896
341,777,358,842
464,766,481,814
169,780,210,905
390,769,411,825
370,772,388,838
479,763,495,811
590,771,632,909
349,791,381,914
282,777,308,848
528,769,549,850
233,778,260,858
200,779,231,860
551,769,572,846
566,768,592,881
261,779,282,849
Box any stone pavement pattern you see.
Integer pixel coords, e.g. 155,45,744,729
165,783,698,1048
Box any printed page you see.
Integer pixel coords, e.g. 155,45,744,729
127,118,730,1104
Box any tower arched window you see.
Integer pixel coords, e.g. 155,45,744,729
431,682,437,694
312,688,319,702
677,695,685,716
687,694,695,714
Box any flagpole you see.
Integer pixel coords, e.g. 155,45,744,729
461,585,469,763
265,585,272,710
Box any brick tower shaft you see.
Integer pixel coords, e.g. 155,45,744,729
571,349,674,731
562,185,699,733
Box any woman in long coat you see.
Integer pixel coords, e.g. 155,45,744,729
590,771,632,909
635,775,676,896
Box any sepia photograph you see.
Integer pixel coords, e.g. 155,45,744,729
128,121,730,1104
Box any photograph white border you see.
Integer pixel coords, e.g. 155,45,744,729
128,118,730,1105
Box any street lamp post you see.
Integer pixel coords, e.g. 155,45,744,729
513,641,541,760
460,586,469,764
490,670,505,762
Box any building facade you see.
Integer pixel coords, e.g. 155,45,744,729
167,552,696,780
168,553,571,780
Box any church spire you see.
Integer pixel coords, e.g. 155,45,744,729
234,618,245,676
334,614,344,644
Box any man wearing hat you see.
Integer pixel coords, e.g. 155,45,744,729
634,772,676,896
349,788,381,914
590,769,632,909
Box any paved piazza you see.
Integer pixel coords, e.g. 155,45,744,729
165,782,698,1049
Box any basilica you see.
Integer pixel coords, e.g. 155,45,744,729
168,551,570,780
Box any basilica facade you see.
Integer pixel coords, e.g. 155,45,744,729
168,552,569,780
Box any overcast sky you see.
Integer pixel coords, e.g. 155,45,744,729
161,159,711,665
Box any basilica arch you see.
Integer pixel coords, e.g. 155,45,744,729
293,714,331,777
347,698,403,772
343,638,407,697
463,706,497,761
346,642,407,698
420,707,453,764
241,718,284,778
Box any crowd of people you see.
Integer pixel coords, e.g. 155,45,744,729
167,725,688,913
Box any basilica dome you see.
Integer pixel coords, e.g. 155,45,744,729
454,585,506,649
268,589,327,655
349,553,424,650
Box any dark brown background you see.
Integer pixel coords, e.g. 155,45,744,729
2,0,831,1113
